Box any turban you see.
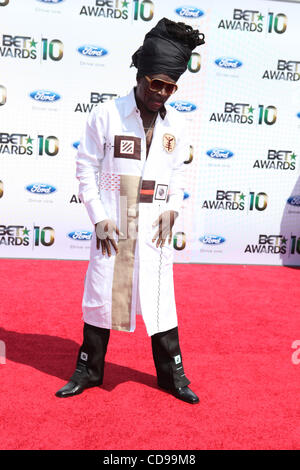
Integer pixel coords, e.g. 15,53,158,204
132,17,205,81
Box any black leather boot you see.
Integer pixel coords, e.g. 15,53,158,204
151,327,199,404
56,323,110,398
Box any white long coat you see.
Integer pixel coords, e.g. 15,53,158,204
76,88,188,336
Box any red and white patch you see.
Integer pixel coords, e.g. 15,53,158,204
100,173,120,191
163,133,176,153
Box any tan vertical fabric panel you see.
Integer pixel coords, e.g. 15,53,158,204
111,175,141,331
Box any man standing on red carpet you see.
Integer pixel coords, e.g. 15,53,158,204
56,18,205,404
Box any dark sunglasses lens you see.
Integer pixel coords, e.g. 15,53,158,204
165,83,176,94
150,79,164,91
149,79,177,94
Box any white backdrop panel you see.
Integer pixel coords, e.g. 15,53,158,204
0,0,299,265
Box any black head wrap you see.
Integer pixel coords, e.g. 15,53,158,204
132,17,205,81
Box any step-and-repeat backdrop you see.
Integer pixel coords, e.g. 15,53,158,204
1,0,300,265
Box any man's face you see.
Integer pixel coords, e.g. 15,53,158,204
135,73,176,113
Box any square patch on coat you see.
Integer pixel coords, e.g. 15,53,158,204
80,352,88,362
139,180,155,203
155,184,168,201
114,135,141,160
174,355,181,364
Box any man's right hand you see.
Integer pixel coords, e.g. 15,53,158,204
95,219,121,257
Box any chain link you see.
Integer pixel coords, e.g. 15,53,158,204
156,245,163,332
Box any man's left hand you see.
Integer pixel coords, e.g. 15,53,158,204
152,210,178,248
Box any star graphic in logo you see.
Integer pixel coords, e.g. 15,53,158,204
26,136,33,145
239,193,246,201
281,237,287,245
290,153,297,160
30,38,37,48
122,0,129,8
248,106,254,114
257,13,264,22
23,227,30,236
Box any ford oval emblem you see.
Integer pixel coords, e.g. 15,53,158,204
215,57,243,69
199,235,226,245
77,45,108,58
26,183,57,194
68,231,93,241
169,101,197,112
206,148,234,159
175,6,204,18
36,0,64,3
287,196,300,206
29,90,61,102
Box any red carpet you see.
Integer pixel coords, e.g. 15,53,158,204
0,260,299,450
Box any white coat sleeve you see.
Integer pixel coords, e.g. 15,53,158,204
76,108,108,225
166,130,189,215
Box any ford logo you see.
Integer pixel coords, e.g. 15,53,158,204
73,141,80,149
29,90,61,102
175,6,204,18
287,196,300,206
68,231,93,241
199,235,226,245
207,148,234,159
26,183,57,194
77,45,108,58
215,57,242,69
36,0,64,4
169,100,197,112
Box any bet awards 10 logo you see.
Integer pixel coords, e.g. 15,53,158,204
173,232,186,251
253,150,296,171
184,145,193,164
75,91,118,113
0,225,55,247
263,59,300,81
0,85,6,106
0,133,59,156
218,9,287,34
79,0,154,21
210,102,277,125
202,190,268,211
0,34,63,61
245,234,300,256
188,53,202,74
70,194,82,203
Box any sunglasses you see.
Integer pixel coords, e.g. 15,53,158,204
145,76,178,95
